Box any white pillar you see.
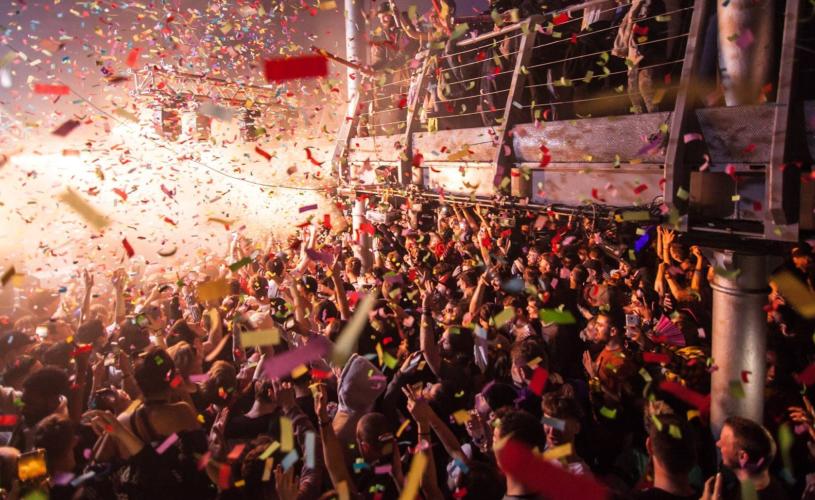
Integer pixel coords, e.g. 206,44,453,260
345,0,366,116
709,250,768,435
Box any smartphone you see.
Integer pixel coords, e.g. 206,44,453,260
407,353,422,371
17,449,47,482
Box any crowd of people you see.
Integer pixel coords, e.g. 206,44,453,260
1,199,815,500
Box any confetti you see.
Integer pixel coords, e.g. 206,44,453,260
261,335,332,380
34,83,70,95
51,119,81,137
240,328,280,348
155,433,179,454
399,452,428,500
529,367,549,395
495,439,607,500
772,271,815,318
121,238,135,258
642,352,670,364
538,309,576,325
228,257,252,272
254,146,272,161
58,188,110,230
332,290,378,365
1,267,15,287
264,55,328,82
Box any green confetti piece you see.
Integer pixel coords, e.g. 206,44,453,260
651,414,663,431
676,187,689,200
622,211,651,222
493,307,515,328
229,257,252,272
599,406,617,419
778,423,794,477
729,380,746,399
538,309,576,325
639,367,652,382
668,424,682,439
714,267,742,280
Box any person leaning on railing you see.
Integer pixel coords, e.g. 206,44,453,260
613,0,671,114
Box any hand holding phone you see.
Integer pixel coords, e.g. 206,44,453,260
17,449,47,483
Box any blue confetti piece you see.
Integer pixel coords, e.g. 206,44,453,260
634,226,654,253
281,449,299,472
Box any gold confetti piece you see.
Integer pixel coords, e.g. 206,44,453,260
58,188,110,230
772,271,815,318
259,441,280,461
261,458,274,482
197,279,230,302
332,290,379,366
452,409,471,424
396,419,411,438
399,452,428,500
240,328,280,347
621,211,651,222
280,416,293,452
542,443,572,461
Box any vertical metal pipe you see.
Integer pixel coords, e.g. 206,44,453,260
717,0,774,105
344,0,366,115
709,251,768,436
352,198,373,272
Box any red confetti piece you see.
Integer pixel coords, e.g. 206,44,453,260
0,415,18,426
34,83,70,95
299,204,318,213
322,214,332,230
539,144,551,168
122,238,135,258
552,12,570,25
264,55,328,82
255,146,272,161
495,439,607,500
71,344,93,357
218,464,231,489
311,369,331,379
227,444,245,462
741,370,751,383
642,352,670,364
112,188,128,201
659,380,710,417
591,188,605,202
412,152,424,168
125,48,141,68
52,119,81,137
359,222,375,235
529,367,549,396
160,184,175,198
632,24,649,35
794,363,815,386
305,148,323,166
169,374,183,388
163,217,177,226
570,32,577,44
743,143,756,154
633,184,648,194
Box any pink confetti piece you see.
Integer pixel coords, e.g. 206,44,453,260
156,433,179,454
735,29,754,49
683,133,703,144
261,336,331,380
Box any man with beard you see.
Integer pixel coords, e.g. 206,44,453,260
715,416,790,500
10,367,71,451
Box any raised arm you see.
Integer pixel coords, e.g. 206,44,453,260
80,269,93,324
314,384,359,497
419,288,442,377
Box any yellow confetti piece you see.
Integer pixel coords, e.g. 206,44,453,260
332,290,379,365
291,364,308,379
541,443,572,461
399,452,428,500
58,187,110,230
197,279,230,302
452,409,471,425
240,328,280,348
280,417,293,452
261,458,274,482
687,409,700,421
396,419,411,438
771,271,815,318
260,441,280,460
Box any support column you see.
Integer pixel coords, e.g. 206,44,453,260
709,250,768,436
717,0,774,105
352,198,373,272
344,0,366,116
